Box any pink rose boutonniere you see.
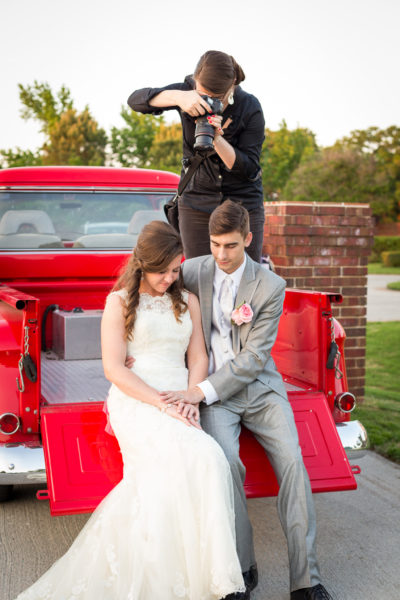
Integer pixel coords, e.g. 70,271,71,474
231,302,253,326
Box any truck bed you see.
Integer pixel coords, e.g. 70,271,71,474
40,352,305,405
41,353,110,404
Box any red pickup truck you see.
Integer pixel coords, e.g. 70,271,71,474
0,166,368,515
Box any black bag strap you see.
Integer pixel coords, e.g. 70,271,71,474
177,153,205,197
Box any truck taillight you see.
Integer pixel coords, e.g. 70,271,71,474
0,413,20,435
335,392,356,413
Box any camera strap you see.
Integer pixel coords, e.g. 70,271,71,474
164,149,216,229
177,152,207,197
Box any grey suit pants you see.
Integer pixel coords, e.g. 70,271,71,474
200,382,321,592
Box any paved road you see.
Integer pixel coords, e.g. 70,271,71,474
1,451,399,600
367,274,400,321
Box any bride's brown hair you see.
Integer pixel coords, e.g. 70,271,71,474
113,221,187,340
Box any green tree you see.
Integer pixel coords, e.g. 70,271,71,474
18,81,73,134
110,107,162,168
1,82,107,167
0,148,42,169
282,147,393,221
42,108,107,166
147,122,182,174
261,120,318,198
333,126,400,221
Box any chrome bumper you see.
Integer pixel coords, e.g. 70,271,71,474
0,444,46,485
0,421,368,488
336,420,369,459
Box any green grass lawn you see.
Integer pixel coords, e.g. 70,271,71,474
387,281,400,291
352,322,400,463
368,263,400,275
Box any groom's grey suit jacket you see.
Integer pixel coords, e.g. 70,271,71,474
182,254,287,403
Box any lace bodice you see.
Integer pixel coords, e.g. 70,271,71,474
109,289,192,391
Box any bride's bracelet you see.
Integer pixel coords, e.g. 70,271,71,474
161,403,172,414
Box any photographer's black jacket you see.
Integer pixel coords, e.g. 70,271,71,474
128,76,265,213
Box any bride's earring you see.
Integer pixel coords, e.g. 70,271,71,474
228,91,234,105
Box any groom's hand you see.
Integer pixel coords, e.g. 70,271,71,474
125,355,135,369
160,386,204,406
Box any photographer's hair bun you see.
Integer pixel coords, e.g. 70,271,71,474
194,50,245,96
230,55,245,85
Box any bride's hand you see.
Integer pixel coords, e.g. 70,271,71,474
161,402,202,430
178,402,201,423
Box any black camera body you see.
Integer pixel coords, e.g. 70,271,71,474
193,95,223,153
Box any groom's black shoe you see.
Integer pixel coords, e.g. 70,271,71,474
222,590,250,600
242,565,258,591
221,564,257,599
291,584,333,599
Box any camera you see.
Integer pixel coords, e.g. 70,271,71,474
193,95,223,153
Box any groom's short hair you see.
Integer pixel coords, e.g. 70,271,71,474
209,199,250,239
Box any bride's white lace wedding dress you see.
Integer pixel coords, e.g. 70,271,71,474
16,290,245,600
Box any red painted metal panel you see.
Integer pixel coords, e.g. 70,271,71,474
0,251,128,281
41,391,356,516
273,290,329,390
0,286,40,439
41,403,122,515
0,166,180,188
242,391,357,498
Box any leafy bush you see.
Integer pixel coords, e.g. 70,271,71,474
282,148,395,222
370,236,400,262
381,251,400,267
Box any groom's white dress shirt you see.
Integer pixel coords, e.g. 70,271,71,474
197,257,247,405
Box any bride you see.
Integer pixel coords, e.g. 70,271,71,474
16,221,245,600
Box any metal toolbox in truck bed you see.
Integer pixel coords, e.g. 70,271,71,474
52,309,103,360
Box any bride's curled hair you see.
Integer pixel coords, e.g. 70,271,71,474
113,221,187,340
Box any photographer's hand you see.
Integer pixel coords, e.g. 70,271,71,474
209,115,236,170
178,90,213,117
149,90,211,117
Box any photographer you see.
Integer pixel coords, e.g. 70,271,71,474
127,50,266,261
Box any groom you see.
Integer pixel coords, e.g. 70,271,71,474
179,201,332,600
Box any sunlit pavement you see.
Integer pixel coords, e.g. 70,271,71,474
2,452,400,600
367,274,400,322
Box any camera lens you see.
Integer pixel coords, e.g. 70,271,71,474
193,96,223,153
194,118,215,152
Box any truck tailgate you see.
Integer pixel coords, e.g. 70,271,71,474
41,403,122,515
241,391,357,498
40,392,356,516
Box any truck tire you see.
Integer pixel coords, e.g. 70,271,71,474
0,485,13,501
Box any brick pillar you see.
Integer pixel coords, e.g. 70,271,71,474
263,202,374,402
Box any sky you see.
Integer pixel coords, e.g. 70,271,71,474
0,0,399,154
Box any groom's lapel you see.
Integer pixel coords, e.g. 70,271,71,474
232,256,258,352
198,256,215,352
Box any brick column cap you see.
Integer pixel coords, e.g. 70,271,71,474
265,201,370,208
264,200,370,209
